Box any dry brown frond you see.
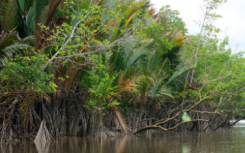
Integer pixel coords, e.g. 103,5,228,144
124,13,135,27
43,95,51,103
113,107,131,134
148,8,156,16
116,74,138,95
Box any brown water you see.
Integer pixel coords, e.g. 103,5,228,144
1,121,245,153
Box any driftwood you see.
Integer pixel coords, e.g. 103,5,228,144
34,121,52,143
34,121,52,152
34,141,51,153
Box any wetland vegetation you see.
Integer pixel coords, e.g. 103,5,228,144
0,0,244,142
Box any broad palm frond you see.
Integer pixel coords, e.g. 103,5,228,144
22,35,35,41
2,44,32,58
137,75,154,95
148,86,173,98
111,1,149,42
165,65,189,85
125,49,148,70
0,1,17,31
0,30,19,51
0,30,33,61
117,71,139,94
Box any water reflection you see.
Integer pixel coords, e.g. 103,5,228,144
182,143,190,153
114,135,128,153
233,120,245,127
1,121,245,153
34,141,50,153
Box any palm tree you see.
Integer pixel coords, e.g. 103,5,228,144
0,29,33,62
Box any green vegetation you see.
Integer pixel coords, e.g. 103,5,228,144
0,0,244,141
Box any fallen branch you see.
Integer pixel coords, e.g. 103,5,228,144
190,110,221,115
134,119,208,134
229,117,243,127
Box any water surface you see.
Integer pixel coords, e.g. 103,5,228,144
1,121,245,153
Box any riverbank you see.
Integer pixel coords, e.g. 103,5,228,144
0,97,239,142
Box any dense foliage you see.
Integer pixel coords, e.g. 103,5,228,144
0,0,244,141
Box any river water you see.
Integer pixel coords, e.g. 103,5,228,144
1,120,245,153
